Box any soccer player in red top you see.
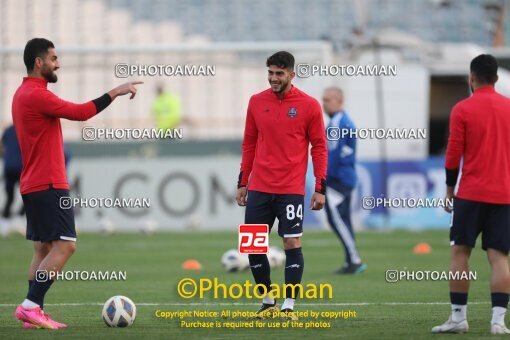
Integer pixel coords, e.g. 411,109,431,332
12,38,142,329
433,55,510,335
236,51,327,318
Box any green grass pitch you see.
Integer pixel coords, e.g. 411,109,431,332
0,230,505,339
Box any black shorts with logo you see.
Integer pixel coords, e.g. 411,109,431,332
245,190,304,238
450,198,510,253
22,188,76,243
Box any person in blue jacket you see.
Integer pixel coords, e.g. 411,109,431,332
322,87,366,274
2,125,24,218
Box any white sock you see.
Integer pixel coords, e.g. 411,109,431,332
491,307,507,325
21,299,39,309
451,304,467,322
281,298,295,311
262,293,275,305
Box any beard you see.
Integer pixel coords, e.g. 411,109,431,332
41,65,58,83
270,79,289,94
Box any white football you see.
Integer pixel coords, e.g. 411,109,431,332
222,247,285,272
102,295,137,327
268,246,286,268
221,249,250,272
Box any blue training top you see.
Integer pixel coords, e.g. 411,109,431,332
326,111,357,189
2,125,22,172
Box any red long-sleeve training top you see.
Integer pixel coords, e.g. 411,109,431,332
12,77,98,194
445,86,510,204
239,86,328,195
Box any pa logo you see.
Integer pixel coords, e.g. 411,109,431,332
288,107,298,118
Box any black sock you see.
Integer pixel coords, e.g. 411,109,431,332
26,280,54,307
248,254,272,296
28,280,44,309
284,247,304,299
450,292,468,305
492,293,509,308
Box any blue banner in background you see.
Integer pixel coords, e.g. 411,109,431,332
305,156,451,230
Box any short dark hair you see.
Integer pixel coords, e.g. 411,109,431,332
266,51,295,70
470,54,498,85
23,38,55,72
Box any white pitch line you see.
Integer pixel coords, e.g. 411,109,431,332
0,301,490,307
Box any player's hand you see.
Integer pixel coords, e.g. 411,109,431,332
310,192,325,210
109,81,144,100
236,187,247,206
444,186,454,213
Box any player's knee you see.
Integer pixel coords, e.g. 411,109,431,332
54,240,77,256
34,251,47,261
487,248,508,265
451,245,471,259
339,211,350,222
67,241,77,255
34,242,52,258
283,237,301,250
38,245,51,258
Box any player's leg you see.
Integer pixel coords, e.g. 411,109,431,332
281,236,302,320
1,170,16,218
449,245,471,319
431,245,472,334
18,240,75,329
338,189,366,274
486,249,510,334
325,185,364,274
432,198,481,333
35,239,76,274
324,188,346,259
483,203,510,334
28,242,52,305
275,194,304,319
0,172,16,237
18,241,53,329
27,239,76,304
244,191,277,316
15,189,75,329
16,191,52,328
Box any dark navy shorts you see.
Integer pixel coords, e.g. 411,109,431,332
22,188,76,243
245,190,304,238
450,198,510,253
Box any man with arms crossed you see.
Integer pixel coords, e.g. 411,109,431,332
236,51,327,319
433,54,510,335
13,38,142,329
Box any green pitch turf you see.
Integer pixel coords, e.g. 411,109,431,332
0,230,505,339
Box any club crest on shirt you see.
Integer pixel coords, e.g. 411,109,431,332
288,107,297,118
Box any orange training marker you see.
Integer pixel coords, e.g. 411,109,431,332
413,242,431,254
182,259,202,270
